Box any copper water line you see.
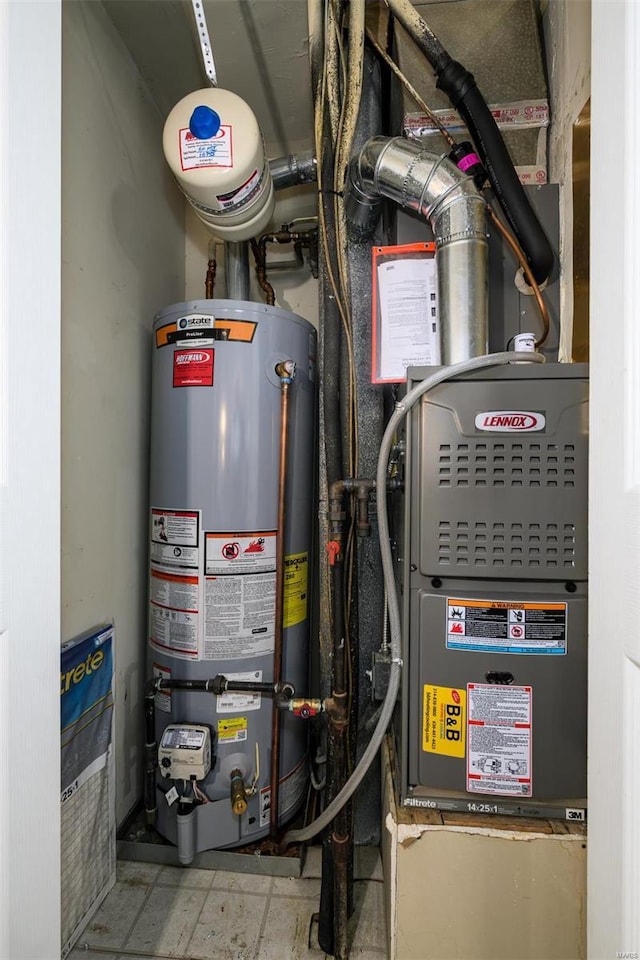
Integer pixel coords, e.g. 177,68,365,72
270,363,294,838
487,205,551,348
250,238,276,306
205,257,217,299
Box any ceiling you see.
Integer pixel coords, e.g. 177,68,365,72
103,0,315,158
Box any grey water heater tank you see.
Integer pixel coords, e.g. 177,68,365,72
148,299,316,850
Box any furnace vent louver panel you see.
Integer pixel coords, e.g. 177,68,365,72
437,442,577,488
413,369,589,582
436,519,577,568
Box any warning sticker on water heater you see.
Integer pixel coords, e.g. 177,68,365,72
446,598,567,655
205,531,276,575
149,572,199,659
150,508,200,571
467,683,532,797
283,552,308,628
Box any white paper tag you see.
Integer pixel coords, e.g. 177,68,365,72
165,786,179,806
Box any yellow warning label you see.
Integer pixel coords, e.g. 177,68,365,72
423,684,466,757
283,552,308,629
217,716,248,743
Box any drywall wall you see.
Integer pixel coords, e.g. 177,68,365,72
1,3,62,957
543,0,591,360
61,0,185,824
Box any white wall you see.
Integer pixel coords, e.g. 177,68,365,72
62,0,185,823
589,3,640,956
0,3,62,957
543,0,591,360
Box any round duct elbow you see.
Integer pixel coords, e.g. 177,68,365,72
163,88,275,242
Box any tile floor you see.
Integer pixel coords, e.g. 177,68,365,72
70,849,388,960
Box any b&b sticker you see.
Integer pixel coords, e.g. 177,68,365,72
423,684,466,757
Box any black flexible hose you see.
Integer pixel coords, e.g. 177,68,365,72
384,0,553,285
436,58,554,284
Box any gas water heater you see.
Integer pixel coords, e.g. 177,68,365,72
397,362,588,821
148,300,316,852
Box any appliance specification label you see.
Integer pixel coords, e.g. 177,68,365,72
179,125,233,170
203,572,275,660
216,670,262,713
467,683,532,797
217,716,248,744
446,598,567,655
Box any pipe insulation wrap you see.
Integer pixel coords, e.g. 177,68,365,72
283,351,545,847
345,137,488,363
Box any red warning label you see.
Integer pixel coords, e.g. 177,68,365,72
173,348,214,387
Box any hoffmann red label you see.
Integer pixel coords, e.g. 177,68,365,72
173,348,214,387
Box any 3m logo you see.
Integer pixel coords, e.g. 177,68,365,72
475,411,546,432
566,808,586,821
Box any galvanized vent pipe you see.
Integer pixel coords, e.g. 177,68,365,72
224,240,250,301
269,151,317,190
345,136,488,363
222,154,317,302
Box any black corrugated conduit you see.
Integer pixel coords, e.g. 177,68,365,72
385,0,554,285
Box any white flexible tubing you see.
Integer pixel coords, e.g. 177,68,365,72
283,351,544,846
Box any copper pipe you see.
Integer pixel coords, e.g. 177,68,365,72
488,206,551,348
205,257,217,299
250,238,276,306
270,369,292,838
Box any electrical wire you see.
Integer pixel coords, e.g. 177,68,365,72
192,781,209,804
364,25,454,148
487,205,551,348
316,1,361,734
283,350,545,847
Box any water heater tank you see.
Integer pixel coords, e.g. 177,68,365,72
163,89,275,241
148,300,316,851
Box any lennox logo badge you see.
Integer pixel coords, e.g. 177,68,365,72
475,411,546,432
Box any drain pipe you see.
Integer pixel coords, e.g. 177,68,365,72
345,136,487,363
